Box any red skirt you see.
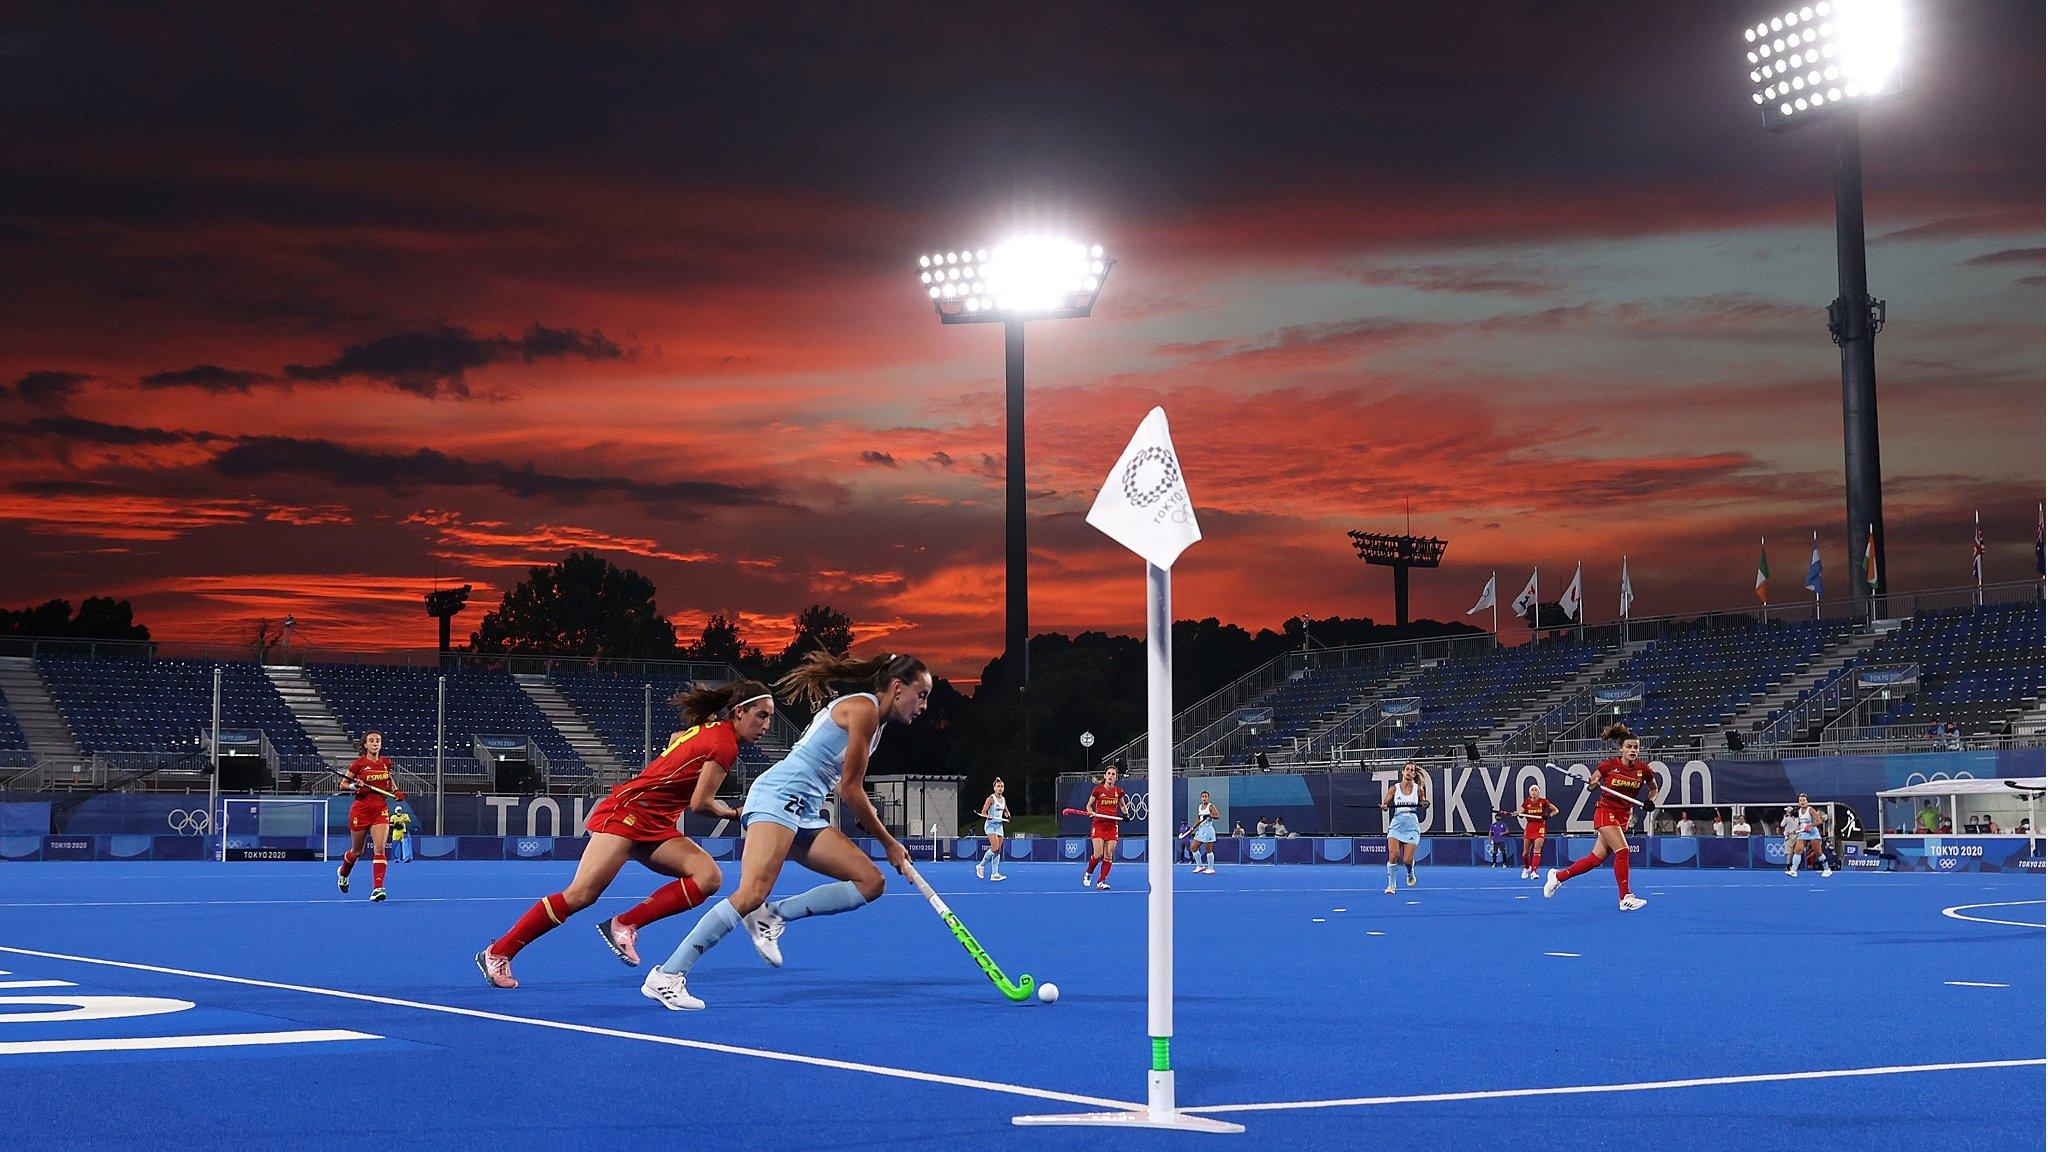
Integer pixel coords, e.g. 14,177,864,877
1090,818,1120,842
585,796,684,843
1593,805,1632,831
348,796,389,832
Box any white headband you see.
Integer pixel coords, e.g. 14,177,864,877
735,693,773,710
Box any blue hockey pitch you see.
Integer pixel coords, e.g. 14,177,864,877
2,860,2040,1150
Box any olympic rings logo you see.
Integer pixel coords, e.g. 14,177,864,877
167,809,211,835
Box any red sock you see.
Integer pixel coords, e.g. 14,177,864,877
1613,848,1632,897
372,857,387,889
1085,856,1099,878
1097,858,1113,884
1559,851,1601,882
616,877,706,929
339,850,358,877
493,893,571,958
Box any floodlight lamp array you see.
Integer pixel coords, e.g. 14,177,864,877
1740,0,1903,131
915,236,1112,323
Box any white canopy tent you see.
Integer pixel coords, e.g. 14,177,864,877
1876,777,2044,839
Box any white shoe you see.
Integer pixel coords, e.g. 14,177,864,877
1082,873,1095,887
1785,867,1797,877
991,872,1007,881
975,860,985,879
742,904,785,968
1542,869,1562,898
1821,868,1833,878
1096,881,1110,890
336,867,349,893
1384,885,1396,895
1405,871,1416,887
1619,894,1648,912
640,968,704,1011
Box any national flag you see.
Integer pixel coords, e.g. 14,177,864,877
1467,574,1496,616
1973,510,1984,584
1804,533,1823,597
1560,564,1583,622
1511,568,1540,619
1620,556,1635,617
1085,407,1202,570
1754,538,1769,604
1864,524,1880,591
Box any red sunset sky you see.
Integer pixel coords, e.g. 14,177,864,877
0,3,2041,676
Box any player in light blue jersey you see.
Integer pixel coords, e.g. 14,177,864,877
643,652,931,1010
1383,762,1427,894
975,777,1010,881
1191,790,1219,874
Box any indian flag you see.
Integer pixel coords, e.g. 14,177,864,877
1755,537,1769,604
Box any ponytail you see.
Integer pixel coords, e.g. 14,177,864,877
671,678,774,727
1602,722,1636,744
776,651,929,708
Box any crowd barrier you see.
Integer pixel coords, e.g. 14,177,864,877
5,833,2037,873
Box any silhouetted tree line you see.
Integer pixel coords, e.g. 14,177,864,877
0,597,150,641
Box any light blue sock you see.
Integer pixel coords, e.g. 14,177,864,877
661,899,741,976
1386,860,1398,887
770,879,868,923
1206,848,1216,868
981,848,997,870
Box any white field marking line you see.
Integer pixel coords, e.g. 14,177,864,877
0,945,1139,1111
1181,1058,2048,1115
1310,918,1325,923
1543,952,1580,958
1944,981,2010,989
0,1029,378,1056
0,979,76,989
1941,900,2048,930
1365,931,1386,937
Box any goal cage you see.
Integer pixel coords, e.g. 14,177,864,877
220,796,334,862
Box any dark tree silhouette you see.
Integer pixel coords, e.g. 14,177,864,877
469,552,678,658
0,596,150,640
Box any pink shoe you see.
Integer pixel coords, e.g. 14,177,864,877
475,950,518,989
597,917,641,966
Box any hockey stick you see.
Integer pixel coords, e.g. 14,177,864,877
900,862,1036,1003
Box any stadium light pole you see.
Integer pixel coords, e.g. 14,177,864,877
915,236,1114,687
1739,0,1903,616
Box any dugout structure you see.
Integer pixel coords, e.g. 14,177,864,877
1878,777,2044,840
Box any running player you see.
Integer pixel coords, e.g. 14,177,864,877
1544,725,1656,911
1383,762,1427,893
1786,793,1837,878
1518,783,1559,879
642,653,929,1011
335,731,402,902
474,679,775,988
975,777,1010,881
1082,764,1129,890
1191,789,1219,874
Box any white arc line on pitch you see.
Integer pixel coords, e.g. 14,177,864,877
1941,900,2048,929
1943,981,2010,989
1181,1058,2048,1115
0,945,1138,1111
0,1029,378,1056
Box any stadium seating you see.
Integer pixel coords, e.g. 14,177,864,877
1599,619,1854,741
1391,641,1605,752
0,685,28,750
37,656,316,756
304,664,585,776
1859,602,2046,732
1227,661,1410,758
550,670,778,768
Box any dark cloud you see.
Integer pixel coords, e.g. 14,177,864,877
858,450,898,467
1877,213,2041,244
1351,263,1557,297
281,324,625,398
13,370,90,408
1961,247,2045,267
208,435,779,513
139,364,274,393
929,451,955,468
9,478,125,497
11,415,225,446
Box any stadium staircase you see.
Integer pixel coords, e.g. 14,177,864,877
1722,619,1895,735
262,664,361,771
515,675,623,787
1485,644,1633,745
1287,664,1425,761
0,656,82,766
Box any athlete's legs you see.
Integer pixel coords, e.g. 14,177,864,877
659,821,795,977
368,822,390,889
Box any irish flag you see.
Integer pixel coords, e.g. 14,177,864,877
1755,537,1769,604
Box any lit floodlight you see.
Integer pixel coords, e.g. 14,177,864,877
1740,0,1902,131
913,233,1114,324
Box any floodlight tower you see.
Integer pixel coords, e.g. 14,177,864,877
1738,0,1903,614
915,236,1114,686
1348,532,1447,627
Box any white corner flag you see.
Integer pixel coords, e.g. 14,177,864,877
1467,574,1497,615
1620,556,1635,617
1511,568,1540,618
1560,563,1583,622
1024,408,1238,1135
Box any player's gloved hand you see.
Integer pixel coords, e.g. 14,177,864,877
1639,794,1658,813
884,839,912,877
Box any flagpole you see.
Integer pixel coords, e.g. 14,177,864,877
1974,509,1983,607
1531,565,1539,643
1621,555,1630,645
1812,530,1821,620
1491,569,1499,646
1575,562,1584,642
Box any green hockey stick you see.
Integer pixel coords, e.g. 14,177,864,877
902,862,1036,1002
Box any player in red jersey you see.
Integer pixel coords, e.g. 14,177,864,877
1517,783,1559,880
1082,764,1129,890
475,679,775,988
1544,724,1656,910
335,731,403,902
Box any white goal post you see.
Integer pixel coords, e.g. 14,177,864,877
219,796,333,862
